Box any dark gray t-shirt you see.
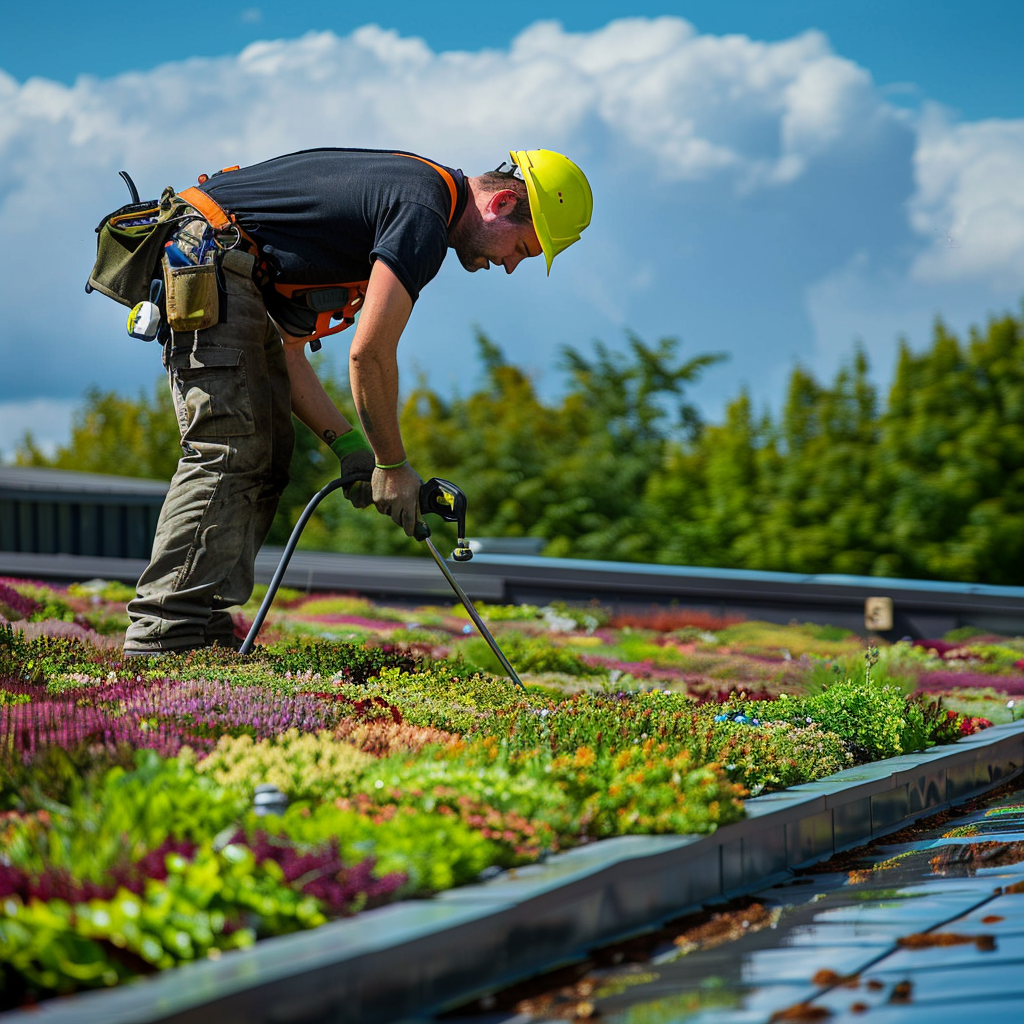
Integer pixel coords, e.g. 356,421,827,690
200,148,466,330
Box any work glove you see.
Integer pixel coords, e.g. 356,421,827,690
328,429,374,508
372,461,423,537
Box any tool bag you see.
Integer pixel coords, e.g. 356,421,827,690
86,185,180,307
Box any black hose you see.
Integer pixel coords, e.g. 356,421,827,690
119,170,141,204
240,474,362,654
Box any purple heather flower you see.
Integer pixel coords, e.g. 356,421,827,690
917,671,1024,696
1,677,339,765
0,582,42,620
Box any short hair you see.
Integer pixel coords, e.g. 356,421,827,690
476,169,532,226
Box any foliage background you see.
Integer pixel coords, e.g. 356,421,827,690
11,305,1024,585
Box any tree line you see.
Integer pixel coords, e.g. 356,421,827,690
13,305,1024,584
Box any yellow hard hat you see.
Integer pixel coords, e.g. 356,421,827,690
509,149,593,274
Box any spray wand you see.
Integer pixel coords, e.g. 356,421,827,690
239,476,524,690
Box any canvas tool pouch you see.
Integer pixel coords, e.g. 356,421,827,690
86,186,180,307
163,258,219,333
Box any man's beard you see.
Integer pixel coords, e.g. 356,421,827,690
452,222,491,272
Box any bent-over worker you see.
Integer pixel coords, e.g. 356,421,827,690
121,148,593,655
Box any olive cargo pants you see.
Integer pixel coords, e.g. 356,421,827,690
124,249,294,653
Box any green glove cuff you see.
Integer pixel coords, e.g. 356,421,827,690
329,428,372,461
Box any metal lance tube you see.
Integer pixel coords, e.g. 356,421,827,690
423,537,524,690
241,473,525,694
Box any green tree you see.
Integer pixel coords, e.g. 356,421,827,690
14,384,180,480
755,348,883,575
398,331,724,561
871,313,1024,582
639,306,1024,584
641,388,768,567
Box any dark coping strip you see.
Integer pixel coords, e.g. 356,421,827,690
5,723,1023,1024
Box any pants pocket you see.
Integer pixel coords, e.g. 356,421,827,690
171,348,256,438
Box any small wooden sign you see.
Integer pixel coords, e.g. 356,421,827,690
865,596,894,632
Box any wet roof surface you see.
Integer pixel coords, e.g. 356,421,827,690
441,781,1024,1024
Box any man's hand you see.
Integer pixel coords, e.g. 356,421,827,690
372,462,423,537
328,430,374,508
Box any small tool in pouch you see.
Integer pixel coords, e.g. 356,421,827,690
162,225,219,333
126,278,164,341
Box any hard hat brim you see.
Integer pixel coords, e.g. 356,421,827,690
510,150,555,274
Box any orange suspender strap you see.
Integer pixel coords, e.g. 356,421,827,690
177,186,234,232
394,153,459,225
177,182,263,270
176,179,354,343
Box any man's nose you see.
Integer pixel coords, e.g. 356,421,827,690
503,254,522,274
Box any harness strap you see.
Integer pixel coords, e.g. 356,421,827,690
395,153,459,225
177,186,235,232
273,280,368,343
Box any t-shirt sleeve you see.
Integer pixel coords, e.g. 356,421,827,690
371,202,450,303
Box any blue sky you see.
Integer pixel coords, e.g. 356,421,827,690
5,1,1022,120
1,2,1023,457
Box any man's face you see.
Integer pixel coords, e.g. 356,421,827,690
454,193,543,274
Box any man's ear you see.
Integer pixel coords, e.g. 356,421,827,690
485,189,520,220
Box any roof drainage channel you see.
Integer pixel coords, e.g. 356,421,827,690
6,723,1023,1024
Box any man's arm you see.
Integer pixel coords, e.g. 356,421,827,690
281,258,422,536
281,340,375,507
347,259,424,536
346,258,413,466
283,344,356,443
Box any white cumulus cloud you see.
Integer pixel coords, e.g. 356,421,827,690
0,17,1021,455
911,104,1024,289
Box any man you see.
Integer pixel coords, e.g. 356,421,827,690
122,148,593,655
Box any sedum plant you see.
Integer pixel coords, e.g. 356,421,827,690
802,677,928,759
0,841,327,1003
261,799,498,896
336,666,528,733
185,729,374,801
545,741,746,837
